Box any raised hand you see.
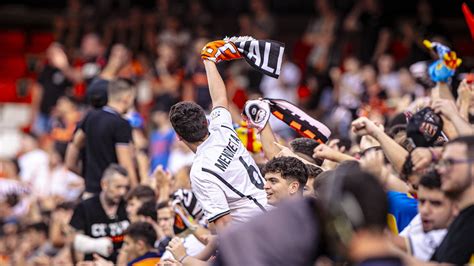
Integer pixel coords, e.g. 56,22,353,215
152,165,172,188
201,40,242,63
107,44,129,70
351,117,383,137
410,147,433,172
48,43,69,70
431,99,460,120
313,143,339,162
166,237,187,262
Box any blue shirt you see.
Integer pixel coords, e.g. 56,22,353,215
387,191,418,234
149,128,175,171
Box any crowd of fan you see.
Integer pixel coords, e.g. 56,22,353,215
1,0,474,265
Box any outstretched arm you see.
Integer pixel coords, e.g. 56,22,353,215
203,60,228,110
260,123,282,160
433,99,474,136
352,117,408,174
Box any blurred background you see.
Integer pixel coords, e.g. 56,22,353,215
0,1,474,265
0,0,473,161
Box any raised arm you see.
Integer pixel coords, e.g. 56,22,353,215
260,123,282,160
203,60,228,109
352,117,408,174
431,82,458,139
432,98,474,136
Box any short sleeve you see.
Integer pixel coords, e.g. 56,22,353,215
209,107,233,130
114,120,132,145
69,203,86,232
191,171,230,223
78,113,88,132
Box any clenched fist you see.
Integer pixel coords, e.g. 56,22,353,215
351,117,383,137
201,40,242,63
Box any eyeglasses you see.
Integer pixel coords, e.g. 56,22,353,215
436,158,474,169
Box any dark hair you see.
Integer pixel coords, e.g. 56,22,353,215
289,138,322,165
126,185,156,202
386,112,407,138
156,201,170,211
339,170,388,231
419,171,441,190
448,136,474,158
107,79,135,101
125,222,157,247
401,153,413,182
102,164,128,180
313,170,334,198
56,201,77,211
87,78,108,108
263,156,308,191
137,200,158,221
306,164,323,179
316,167,388,260
25,222,49,236
169,102,209,143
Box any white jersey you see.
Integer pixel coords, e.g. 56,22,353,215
190,107,268,224
400,214,447,261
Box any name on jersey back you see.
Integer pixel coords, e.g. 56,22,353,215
215,134,240,172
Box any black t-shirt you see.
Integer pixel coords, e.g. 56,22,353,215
80,107,132,193
431,205,474,264
69,195,129,262
38,64,72,114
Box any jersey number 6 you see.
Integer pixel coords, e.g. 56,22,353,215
239,156,265,189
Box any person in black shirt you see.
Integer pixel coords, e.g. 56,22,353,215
69,164,130,263
33,44,72,136
429,136,474,264
66,79,138,194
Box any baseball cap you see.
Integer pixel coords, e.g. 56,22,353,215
87,77,108,108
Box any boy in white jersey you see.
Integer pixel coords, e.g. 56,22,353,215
169,60,268,230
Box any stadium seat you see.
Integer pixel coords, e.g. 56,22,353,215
0,31,26,55
0,55,27,80
27,32,55,54
0,78,31,103
0,79,19,102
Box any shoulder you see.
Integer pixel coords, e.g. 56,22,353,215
210,106,228,118
81,195,100,208
190,157,204,177
116,116,132,127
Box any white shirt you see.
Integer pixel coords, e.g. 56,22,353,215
190,107,268,224
48,166,84,201
18,149,49,196
400,214,447,261
161,234,206,260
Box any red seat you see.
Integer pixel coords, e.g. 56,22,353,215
27,32,55,54
0,56,27,80
0,31,26,55
0,79,17,102
0,78,31,103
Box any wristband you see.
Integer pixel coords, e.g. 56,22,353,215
178,254,188,263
